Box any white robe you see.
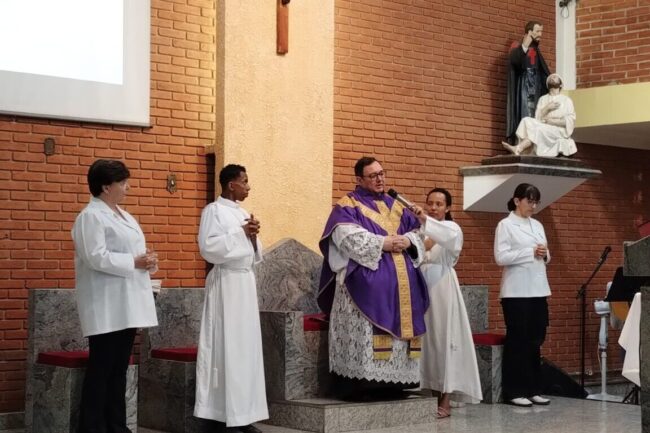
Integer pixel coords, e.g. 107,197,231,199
194,197,268,426
419,217,482,403
516,93,577,157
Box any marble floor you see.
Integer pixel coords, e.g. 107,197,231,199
0,397,640,433
136,397,640,433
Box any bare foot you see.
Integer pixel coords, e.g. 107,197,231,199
502,141,518,155
436,406,451,419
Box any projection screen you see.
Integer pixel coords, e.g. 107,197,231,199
0,0,150,126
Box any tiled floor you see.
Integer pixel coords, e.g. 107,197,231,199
135,396,641,433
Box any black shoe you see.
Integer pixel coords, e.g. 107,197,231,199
239,425,263,433
212,421,242,433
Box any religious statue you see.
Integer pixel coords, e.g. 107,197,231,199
506,20,550,144
502,74,577,157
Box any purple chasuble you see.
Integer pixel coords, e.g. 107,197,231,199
318,187,429,339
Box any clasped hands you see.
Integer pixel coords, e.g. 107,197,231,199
534,243,548,260
135,248,158,271
243,214,261,239
383,234,411,253
382,204,426,253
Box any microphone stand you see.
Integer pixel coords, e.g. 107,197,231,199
575,253,609,390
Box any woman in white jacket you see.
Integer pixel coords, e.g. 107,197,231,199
72,159,158,433
413,188,482,419
494,183,551,407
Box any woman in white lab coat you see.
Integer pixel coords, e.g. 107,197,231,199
494,183,551,407
413,188,482,419
72,159,158,433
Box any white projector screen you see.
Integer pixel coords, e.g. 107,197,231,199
0,0,150,126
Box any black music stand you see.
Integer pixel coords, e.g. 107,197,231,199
605,266,648,303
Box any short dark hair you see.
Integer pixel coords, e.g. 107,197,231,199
219,164,246,190
525,20,542,33
87,159,130,197
426,187,454,221
354,156,378,177
507,183,541,211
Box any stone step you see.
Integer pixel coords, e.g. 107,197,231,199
264,393,437,433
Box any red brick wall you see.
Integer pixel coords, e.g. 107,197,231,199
577,0,650,87
334,0,650,376
0,0,215,412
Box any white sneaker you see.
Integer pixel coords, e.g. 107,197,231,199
530,395,550,405
509,397,533,407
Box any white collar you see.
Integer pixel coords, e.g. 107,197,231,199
508,211,533,225
217,196,240,208
89,196,123,215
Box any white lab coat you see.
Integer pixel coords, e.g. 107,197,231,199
494,212,551,298
72,197,158,337
194,197,268,427
419,218,482,403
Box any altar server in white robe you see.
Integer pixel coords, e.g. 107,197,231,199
194,164,268,433
412,188,482,419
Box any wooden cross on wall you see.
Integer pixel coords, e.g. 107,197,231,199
277,0,290,54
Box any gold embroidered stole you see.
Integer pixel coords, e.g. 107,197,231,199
337,196,418,359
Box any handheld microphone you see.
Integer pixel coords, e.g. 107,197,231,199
598,246,612,264
387,188,414,209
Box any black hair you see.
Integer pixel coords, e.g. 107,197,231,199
87,159,130,197
219,164,246,190
354,156,378,177
426,187,453,221
525,20,542,33
507,183,541,211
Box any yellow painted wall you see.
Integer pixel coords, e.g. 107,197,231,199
566,82,650,127
215,1,334,252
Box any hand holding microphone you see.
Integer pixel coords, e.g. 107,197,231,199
387,188,414,209
388,188,427,224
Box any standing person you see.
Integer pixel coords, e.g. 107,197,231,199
494,183,551,407
72,159,159,433
318,156,429,399
412,188,482,418
194,164,267,433
506,20,550,144
503,74,577,157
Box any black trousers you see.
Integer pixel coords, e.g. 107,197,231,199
501,297,548,400
78,328,136,433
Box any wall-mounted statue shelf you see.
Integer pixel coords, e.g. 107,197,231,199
459,155,602,213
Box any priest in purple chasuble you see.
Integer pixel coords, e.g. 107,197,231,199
318,156,429,396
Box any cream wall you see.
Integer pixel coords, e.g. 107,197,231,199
567,83,650,127
215,1,334,252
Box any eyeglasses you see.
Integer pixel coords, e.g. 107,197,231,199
362,170,387,180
